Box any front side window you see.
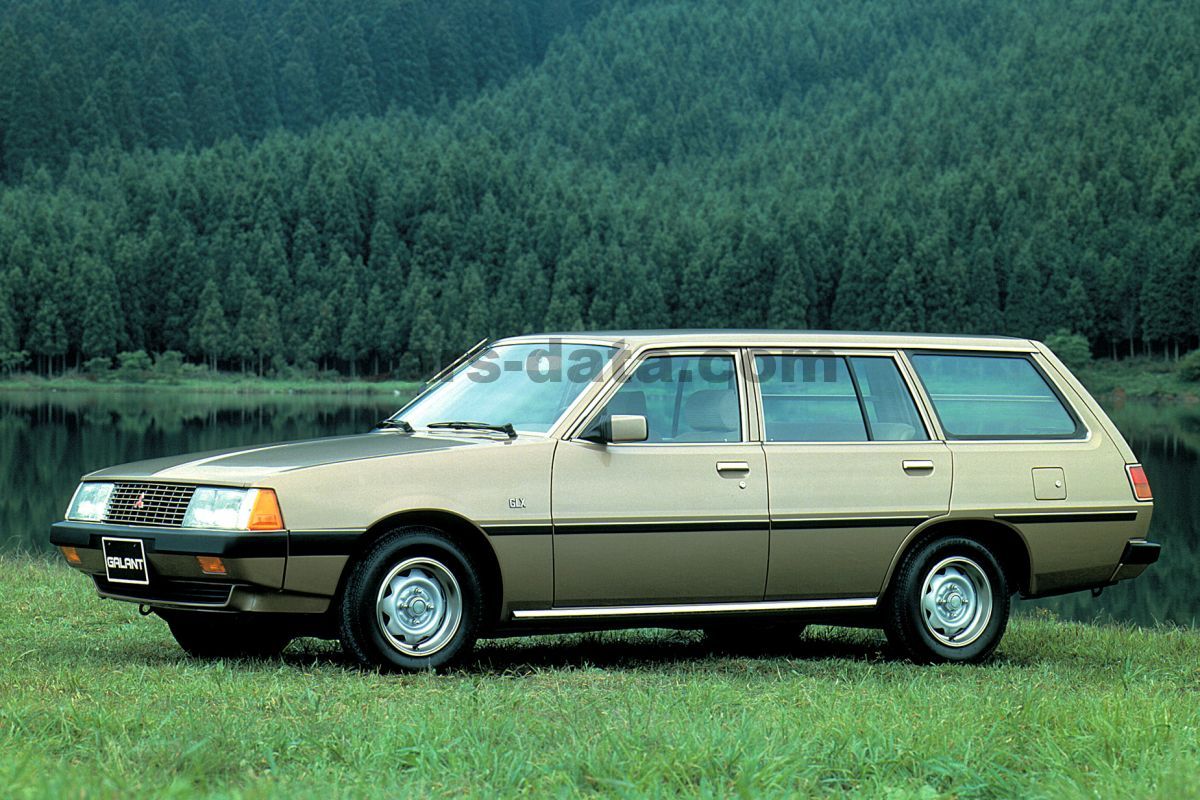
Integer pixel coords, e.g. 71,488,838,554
598,354,741,443
401,342,618,434
909,353,1079,439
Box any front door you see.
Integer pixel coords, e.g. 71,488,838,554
551,351,769,606
754,352,952,599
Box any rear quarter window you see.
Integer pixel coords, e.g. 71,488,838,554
909,353,1081,439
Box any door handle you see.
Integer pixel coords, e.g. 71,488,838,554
903,460,935,473
716,461,751,475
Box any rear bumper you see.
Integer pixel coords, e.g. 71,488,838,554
1110,539,1161,582
49,521,328,614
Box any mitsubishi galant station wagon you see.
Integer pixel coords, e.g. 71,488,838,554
51,331,1160,670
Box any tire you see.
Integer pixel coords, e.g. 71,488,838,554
163,611,294,659
884,536,1010,664
338,526,483,672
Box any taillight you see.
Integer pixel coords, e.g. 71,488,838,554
1126,464,1152,501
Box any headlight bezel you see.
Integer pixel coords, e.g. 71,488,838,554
65,482,116,522
183,487,255,530
182,487,284,531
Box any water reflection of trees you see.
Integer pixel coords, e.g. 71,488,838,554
1025,401,1198,626
0,392,403,555
5,394,1195,627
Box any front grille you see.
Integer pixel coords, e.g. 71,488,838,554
104,482,197,527
93,575,235,607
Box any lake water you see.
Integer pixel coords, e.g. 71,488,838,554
1,391,1194,627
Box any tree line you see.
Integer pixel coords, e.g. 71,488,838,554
0,0,622,181
1,0,1199,378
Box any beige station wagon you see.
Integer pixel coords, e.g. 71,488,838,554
52,331,1159,670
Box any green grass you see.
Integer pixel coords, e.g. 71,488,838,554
2,559,1198,798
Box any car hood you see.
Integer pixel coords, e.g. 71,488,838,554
84,432,497,485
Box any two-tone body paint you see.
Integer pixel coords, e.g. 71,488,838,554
52,331,1155,627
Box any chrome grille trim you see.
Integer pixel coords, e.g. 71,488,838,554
103,483,197,527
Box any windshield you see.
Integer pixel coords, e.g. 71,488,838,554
397,342,619,434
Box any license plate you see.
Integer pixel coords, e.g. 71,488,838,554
102,537,149,585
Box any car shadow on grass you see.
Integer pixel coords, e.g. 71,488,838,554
472,629,895,674
71,623,1037,674
266,627,897,675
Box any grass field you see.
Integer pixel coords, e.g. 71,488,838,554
2,557,1198,799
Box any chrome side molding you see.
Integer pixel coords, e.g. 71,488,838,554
511,596,877,620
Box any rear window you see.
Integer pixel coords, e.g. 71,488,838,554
909,354,1080,439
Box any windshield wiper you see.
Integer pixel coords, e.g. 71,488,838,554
375,418,414,432
426,421,517,439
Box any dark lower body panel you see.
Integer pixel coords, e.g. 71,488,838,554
50,521,331,615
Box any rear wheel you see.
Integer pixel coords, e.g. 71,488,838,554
163,611,294,659
339,527,483,672
884,536,1010,664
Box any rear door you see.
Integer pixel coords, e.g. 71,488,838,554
551,349,769,606
753,351,952,599
905,350,1140,595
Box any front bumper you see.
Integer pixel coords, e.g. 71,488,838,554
49,521,326,613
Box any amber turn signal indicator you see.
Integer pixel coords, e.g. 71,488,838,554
196,556,227,575
247,489,284,531
1126,464,1152,501
60,546,81,565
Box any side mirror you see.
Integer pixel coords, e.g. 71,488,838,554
580,414,648,444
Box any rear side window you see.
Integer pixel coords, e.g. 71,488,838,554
849,357,927,441
909,354,1080,439
756,355,928,442
755,356,867,442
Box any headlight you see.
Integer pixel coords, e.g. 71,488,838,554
66,483,115,521
183,488,284,531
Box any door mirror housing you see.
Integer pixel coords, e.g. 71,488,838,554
580,414,648,444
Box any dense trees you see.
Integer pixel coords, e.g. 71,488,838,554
0,0,618,179
1,0,1199,377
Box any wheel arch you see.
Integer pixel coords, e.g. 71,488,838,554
882,517,1033,597
335,508,504,630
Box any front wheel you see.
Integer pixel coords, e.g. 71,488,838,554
884,536,1010,664
338,527,483,672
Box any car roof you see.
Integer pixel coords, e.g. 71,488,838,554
494,329,1037,352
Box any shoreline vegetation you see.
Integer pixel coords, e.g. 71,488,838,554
0,352,422,395
3,351,1200,401
2,557,1197,798
1075,358,1200,403
0,370,423,396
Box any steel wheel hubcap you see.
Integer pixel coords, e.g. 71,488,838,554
376,557,462,656
920,556,993,647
